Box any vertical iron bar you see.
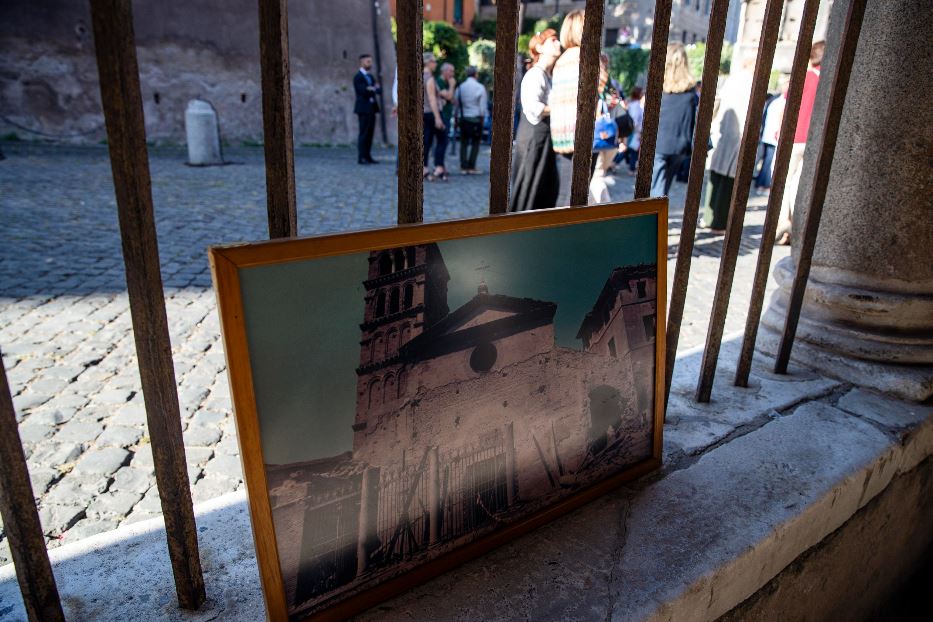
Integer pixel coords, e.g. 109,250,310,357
487,0,520,214
0,348,65,622
397,0,424,224
663,0,731,411
89,0,206,608
569,0,606,207
258,0,298,238
775,0,868,373
695,0,785,403
371,0,388,145
633,0,673,199
735,0,820,386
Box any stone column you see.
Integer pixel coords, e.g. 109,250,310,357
760,0,933,400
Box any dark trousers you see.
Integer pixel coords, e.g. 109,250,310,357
650,153,688,197
459,117,482,170
423,113,448,168
755,143,776,188
357,112,376,162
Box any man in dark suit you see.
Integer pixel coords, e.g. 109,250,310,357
354,54,381,164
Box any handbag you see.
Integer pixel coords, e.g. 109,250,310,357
593,98,617,151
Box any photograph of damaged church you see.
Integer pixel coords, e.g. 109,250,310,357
238,214,660,618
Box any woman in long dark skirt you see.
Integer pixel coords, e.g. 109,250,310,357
509,29,562,212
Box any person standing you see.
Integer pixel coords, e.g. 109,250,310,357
650,43,698,198
509,28,561,212
706,56,756,232
454,66,488,174
776,41,824,244
549,9,608,207
354,54,381,164
754,84,786,193
625,86,644,175
422,54,446,181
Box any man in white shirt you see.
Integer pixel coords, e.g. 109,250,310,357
453,66,488,174
754,85,787,192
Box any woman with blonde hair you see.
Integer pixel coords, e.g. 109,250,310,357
547,9,608,207
509,28,562,211
421,52,449,181
650,42,699,197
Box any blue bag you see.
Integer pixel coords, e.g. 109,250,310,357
593,98,617,151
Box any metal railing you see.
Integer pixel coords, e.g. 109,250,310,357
0,0,867,617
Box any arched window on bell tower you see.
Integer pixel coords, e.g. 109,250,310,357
389,288,400,314
404,283,414,309
378,252,392,276
375,290,386,317
393,249,406,271
406,247,416,267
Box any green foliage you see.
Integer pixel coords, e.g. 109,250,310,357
528,14,563,36
472,17,497,40
605,47,651,93
518,33,533,55
423,20,469,79
390,16,397,43
684,41,735,82
467,39,496,88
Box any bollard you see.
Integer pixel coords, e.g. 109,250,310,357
184,99,223,165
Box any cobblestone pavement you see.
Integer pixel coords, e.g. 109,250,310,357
0,142,789,558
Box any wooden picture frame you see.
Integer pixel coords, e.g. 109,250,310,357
209,199,667,621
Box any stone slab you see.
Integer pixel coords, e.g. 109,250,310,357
0,385,928,621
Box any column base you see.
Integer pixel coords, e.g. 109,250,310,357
757,324,933,401
760,258,933,401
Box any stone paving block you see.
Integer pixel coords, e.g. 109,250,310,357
112,402,147,426
28,442,82,468
183,424,221,447
121,510,161,526
95,425,143,448
110,466,154,494
0,538,9,566
62,517,118,544
192,476,235,503
190,409,226,427
132,488,162,514
11,390,51,414
28,467,60,497
130,445,153,469
53,419,104,444
18,423,54,444
203,454,243,481
73,447,130,477
90,491,142,518
43,474,109,506
185,447,214,465
26,407,77,425
38,503,86,536
28,377,71,395
93,389,133,405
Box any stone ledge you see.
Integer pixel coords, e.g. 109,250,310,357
0,338,930,621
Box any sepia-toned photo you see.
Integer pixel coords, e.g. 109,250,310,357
231,213,661,619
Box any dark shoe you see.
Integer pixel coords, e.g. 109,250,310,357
365,157,379,164
358,159,371,165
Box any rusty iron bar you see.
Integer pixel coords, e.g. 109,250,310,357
663,0,731,412
257,0,298,238
695,0,785,403
0,349,65,622
633,0,673,199
89,0,207,608
775,0,868,374
487,0,520,214
568,0,606,207
396,0,424,224
734,0,821,386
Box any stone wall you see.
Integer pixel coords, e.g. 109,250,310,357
0,0,397,146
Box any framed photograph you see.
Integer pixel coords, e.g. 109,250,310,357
210,199,667,621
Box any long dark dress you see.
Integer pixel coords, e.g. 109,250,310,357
509,115,559,212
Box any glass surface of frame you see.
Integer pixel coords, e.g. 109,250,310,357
210,199,667,621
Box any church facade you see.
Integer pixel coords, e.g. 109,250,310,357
269,242,658,617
